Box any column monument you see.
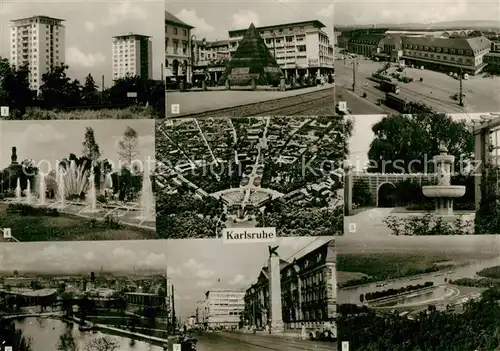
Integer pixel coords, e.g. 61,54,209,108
268,245,284,333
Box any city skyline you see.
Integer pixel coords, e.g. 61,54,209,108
0,0,164,87
334,0,500,26
0,240,168,274
164,237,332,319
0,120,155,172
167,0,334,41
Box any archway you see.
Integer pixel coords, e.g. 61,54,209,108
377,182,396,207
182,60,188,75
172,59,179,76
165,59,169,68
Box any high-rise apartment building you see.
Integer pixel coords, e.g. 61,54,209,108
112,33,153,80
10,15,66,92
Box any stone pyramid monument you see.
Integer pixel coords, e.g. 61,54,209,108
218,23,284,86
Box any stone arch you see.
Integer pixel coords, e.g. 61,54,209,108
376,181,397,207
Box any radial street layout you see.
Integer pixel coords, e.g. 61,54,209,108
193,331,334,351
334,56,500,113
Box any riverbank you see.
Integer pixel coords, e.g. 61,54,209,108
60,316,169,348
368,286,437,306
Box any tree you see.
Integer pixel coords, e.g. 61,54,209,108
57,324,78,351
84,336,120,351
82,73,99,105
82,127,101,164
367,112,473,173
117,126,139,168
0,58,33,117
40,63,79,108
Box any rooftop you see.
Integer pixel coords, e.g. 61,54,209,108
113,33,151,40
402,35,491,52
165,10,194,29
11,15,65,23
229,20,327,36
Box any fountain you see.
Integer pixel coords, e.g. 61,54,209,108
422,145,466,216
138,165,154,221
26,179,32,204
15,178,21,201
83,166,100,214
38,174,46,205
58,166,66,209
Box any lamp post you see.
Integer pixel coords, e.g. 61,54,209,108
191,34,196,84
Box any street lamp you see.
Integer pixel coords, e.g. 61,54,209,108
191,34,196,84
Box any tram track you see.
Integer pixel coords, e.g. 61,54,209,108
169,88,334,118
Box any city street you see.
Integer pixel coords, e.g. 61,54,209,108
193,331,334,351
335,55,500,113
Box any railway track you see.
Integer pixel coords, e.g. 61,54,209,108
170,88,334,118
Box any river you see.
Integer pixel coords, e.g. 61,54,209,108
14,317,164,350
339,255,500,305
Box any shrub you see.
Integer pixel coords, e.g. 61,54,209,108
383,212,474,235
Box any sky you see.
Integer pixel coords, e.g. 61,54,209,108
164,236,333,319
166,0,334,42
334,0,500,25
0,240,168,275
0,119,155,173
0,0,164,87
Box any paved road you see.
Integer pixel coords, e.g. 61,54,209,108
335,86,391,114
194,332,334,351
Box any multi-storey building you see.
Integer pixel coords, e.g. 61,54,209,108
484,41,500,73
228,20,334,78
112,34,152,80
192,39,230,81
165,10,194,82
244,239,336,330
195,299,206,324
10,15,66,92
204,289,245,328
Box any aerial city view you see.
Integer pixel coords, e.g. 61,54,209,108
0,240,172,351
0,2,165,120
165,1,335,117
163,237,335,350
343,111,500,236
337,235,500,349
333,1,500,115
155,116,345,238
0,119,156,242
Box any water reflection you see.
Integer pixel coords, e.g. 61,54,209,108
15,317,163,350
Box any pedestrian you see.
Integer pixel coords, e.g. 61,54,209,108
301,323,306,340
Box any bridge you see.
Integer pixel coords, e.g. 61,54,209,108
345,171,438,212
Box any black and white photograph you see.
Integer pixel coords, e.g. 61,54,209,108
0,0,165,120
337,235,500,350
165,1,334,118
0,119,156,242
161,237,335,350
343,111,500,236
155,116,344,239
334,0,500,115
0,240,171,351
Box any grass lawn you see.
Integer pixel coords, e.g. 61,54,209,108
15,106,155,120
0,203,156,241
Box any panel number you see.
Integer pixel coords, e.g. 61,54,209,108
342,341,349,350
338,101,347,112
348,223,356,233
173,344,181,351
2,228,12,238
0,106,9,117
171,104,180,114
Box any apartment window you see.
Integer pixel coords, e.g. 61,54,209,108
174,28,178,35
183,29,187,36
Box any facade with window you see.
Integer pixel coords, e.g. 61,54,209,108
484,41,500,73
227,20,334,77
10,15,66,92
244,239,336,330
192,40,230,81
165,10,194,82
401,36,491,75
112,34,152,80
203,289,245,328
347,34,387,56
